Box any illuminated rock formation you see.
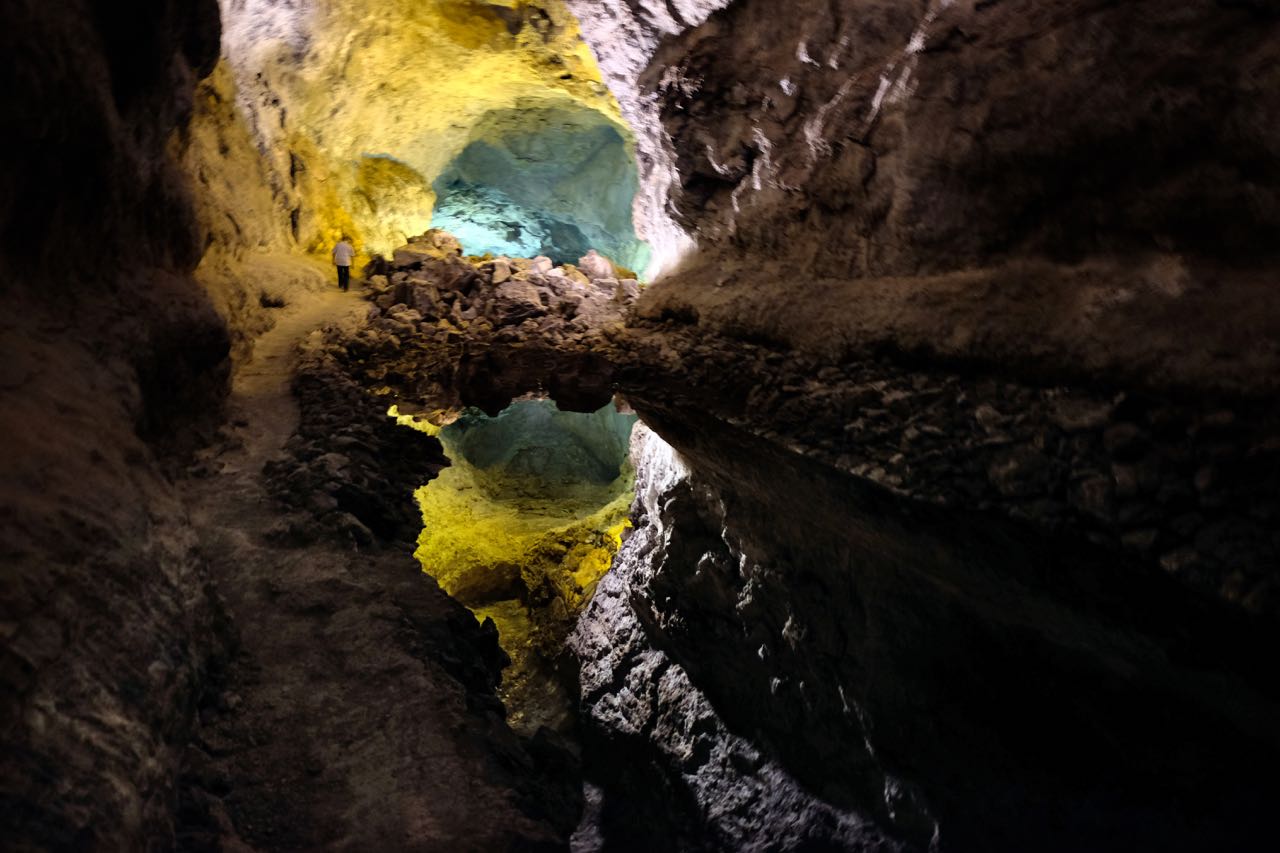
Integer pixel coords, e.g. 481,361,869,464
562,0,732,274
214,0,644,264
406,399,636,730
405,400,633,611
432,104,648,269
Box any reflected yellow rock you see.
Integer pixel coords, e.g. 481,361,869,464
392,398,636,731
413,452,632,613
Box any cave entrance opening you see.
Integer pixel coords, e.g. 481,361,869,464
430,104,651,276
397,396,638,733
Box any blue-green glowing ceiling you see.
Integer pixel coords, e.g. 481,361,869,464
432,105,650,273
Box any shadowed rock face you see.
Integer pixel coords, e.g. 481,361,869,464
573,0,1280,392
0,5,592,850
0,1,229,848
645,0,1280,270
305,220,1280,848
0,0,220,279
572,400,1280,852
550,1,1280,849
573,0,1280,267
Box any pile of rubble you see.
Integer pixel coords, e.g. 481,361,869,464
364,230,640,349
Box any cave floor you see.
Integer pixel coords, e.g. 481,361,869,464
177,283,562,850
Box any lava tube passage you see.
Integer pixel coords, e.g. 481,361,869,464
402,398,637,731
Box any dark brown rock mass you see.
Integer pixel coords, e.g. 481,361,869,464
0,1,230,847
574,0,1280,394
572,402,1280,851
552,1,1280,849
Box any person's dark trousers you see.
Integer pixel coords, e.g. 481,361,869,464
337,265,350,291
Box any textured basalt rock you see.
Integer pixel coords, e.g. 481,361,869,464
337,230,637,415
562,0,731,274
0,6,599,849
0,1,231,847
574,0,1280,393
181,59,326,362
613,321,1280,613
262,335,452,546
571,427,912,853
8,1,1280,849
548,4,1280,847
571,405,1280,852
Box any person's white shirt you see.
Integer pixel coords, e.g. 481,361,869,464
333,241,355,266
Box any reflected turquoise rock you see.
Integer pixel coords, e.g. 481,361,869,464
445,398,638,498
432,105,650,273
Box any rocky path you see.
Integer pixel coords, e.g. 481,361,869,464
178,280,566,851
222,286,366,466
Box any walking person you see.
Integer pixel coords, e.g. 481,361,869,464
332,235,355,292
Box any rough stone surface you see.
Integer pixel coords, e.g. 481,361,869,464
0,1,229,848
616,321,1280,612
562,0,731,274
9,1,1280,850
571,427,910,853
215,0,633,255
181,59,328,363
0,7,594,849
178,293,580,850
344,232,633,417
576,0,1280,394
570,406,1280,852
524,11,1280,844
307,237,1280,849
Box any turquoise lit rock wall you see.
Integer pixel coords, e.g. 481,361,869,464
432,104,650,271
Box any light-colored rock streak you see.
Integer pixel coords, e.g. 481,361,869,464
563,0,732,275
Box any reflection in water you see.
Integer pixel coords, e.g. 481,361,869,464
394,397,636,732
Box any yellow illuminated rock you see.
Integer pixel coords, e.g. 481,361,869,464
394,398,636,729
217,0,629,258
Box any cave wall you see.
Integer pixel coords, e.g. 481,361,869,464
573,0,1280,392
561,0,731,274
561,2,1280,849
0,0,231,847
568,0,1280,602
433,104,649,269
646,0,1280,272
181,59,331,362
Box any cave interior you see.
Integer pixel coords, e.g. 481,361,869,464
2,0,1280,851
